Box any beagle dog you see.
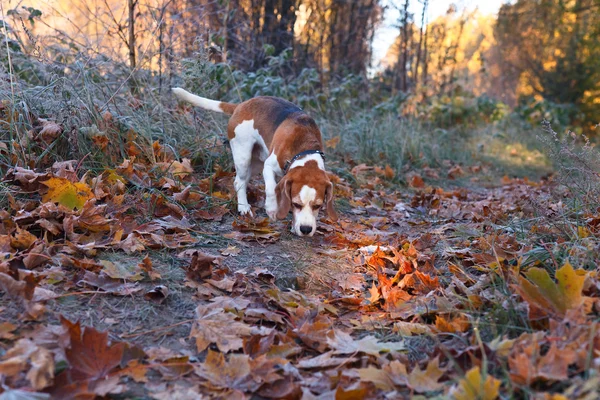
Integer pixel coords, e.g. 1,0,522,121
172,88,337,236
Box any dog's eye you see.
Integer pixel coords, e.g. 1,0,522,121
293,202,302,209
312,204,321,211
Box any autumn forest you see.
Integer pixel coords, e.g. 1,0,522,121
1,0,600,398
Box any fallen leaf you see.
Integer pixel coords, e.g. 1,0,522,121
138,255,161,280
78,271,142,296
194,350,260,392
191,303,254,353
0,322,17,340
515,262,586,318
41,177,94,210
325,136,340,149
451,366,501,400
10,227,37,250
62,317,126,381
327,330,405,356
298,351,357,369
404,357,445,392
221,245,241,257
144,285,169,303
409,174,425,188
100,260,144,281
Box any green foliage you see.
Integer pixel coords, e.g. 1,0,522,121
422,93,509,128
179,46,373,116
515,97,585,132
6,6,42,25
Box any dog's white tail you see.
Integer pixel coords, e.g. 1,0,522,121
172,87,237,115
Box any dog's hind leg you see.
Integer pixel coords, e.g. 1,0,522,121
229,120,259,216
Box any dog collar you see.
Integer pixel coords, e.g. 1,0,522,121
283,150,325,175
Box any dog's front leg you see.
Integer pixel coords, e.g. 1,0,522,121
263,153,280,220
229,134,253,216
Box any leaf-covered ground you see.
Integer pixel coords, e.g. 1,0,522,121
1,144,599,399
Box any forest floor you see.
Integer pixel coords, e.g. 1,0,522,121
1,149,599,399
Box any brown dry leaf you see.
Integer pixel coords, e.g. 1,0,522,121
358,358,445,393
0,272,36,301
409,174,425,188
62,317,126,381
399,270,440,294
154,356,194,380
138,255,161,280
509,341,578,384
168,158,193,178
0,339,54,390
296,316,333,352
206,276,236,291
191,303,254,353
144,285,169,303
327,329,405,356
0,322,17,340
184,251,220,284
351,163,373,175
447,165,464,179
226,218,280,243
297,351,358,369
78,271,142,296
221,245,241,257
338,273,366,292
358,366,395,391
393,321,432,336
42,177,94,210
72,201,114,232
194,350,260,392
325,136,340,149
384,165,395,179
404,357,445,393
194,205,229,221
38,120,62,142
435,314,470,333
10,227,38,250
118,360,148,383
100,260,144,281
92,134,109,150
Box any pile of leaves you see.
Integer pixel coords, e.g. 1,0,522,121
1,143,600,399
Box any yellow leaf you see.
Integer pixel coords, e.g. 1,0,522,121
325,136,340,149
42,177,93,210
577,226,590,238
452,366,501,400
516,262,586,317
555,262,586,310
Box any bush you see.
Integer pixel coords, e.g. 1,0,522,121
516,97,584,132
421,92,509,128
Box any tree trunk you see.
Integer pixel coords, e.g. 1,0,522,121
128,0,136,69
414,0,428,90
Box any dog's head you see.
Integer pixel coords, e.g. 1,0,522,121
275,162,337,237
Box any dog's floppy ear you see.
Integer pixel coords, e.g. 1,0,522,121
275,176,292,220
325,181,337,221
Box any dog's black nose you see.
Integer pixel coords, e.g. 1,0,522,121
299,225,312,235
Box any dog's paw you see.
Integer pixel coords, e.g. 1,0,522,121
266,209,277,221
238,204,253,216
